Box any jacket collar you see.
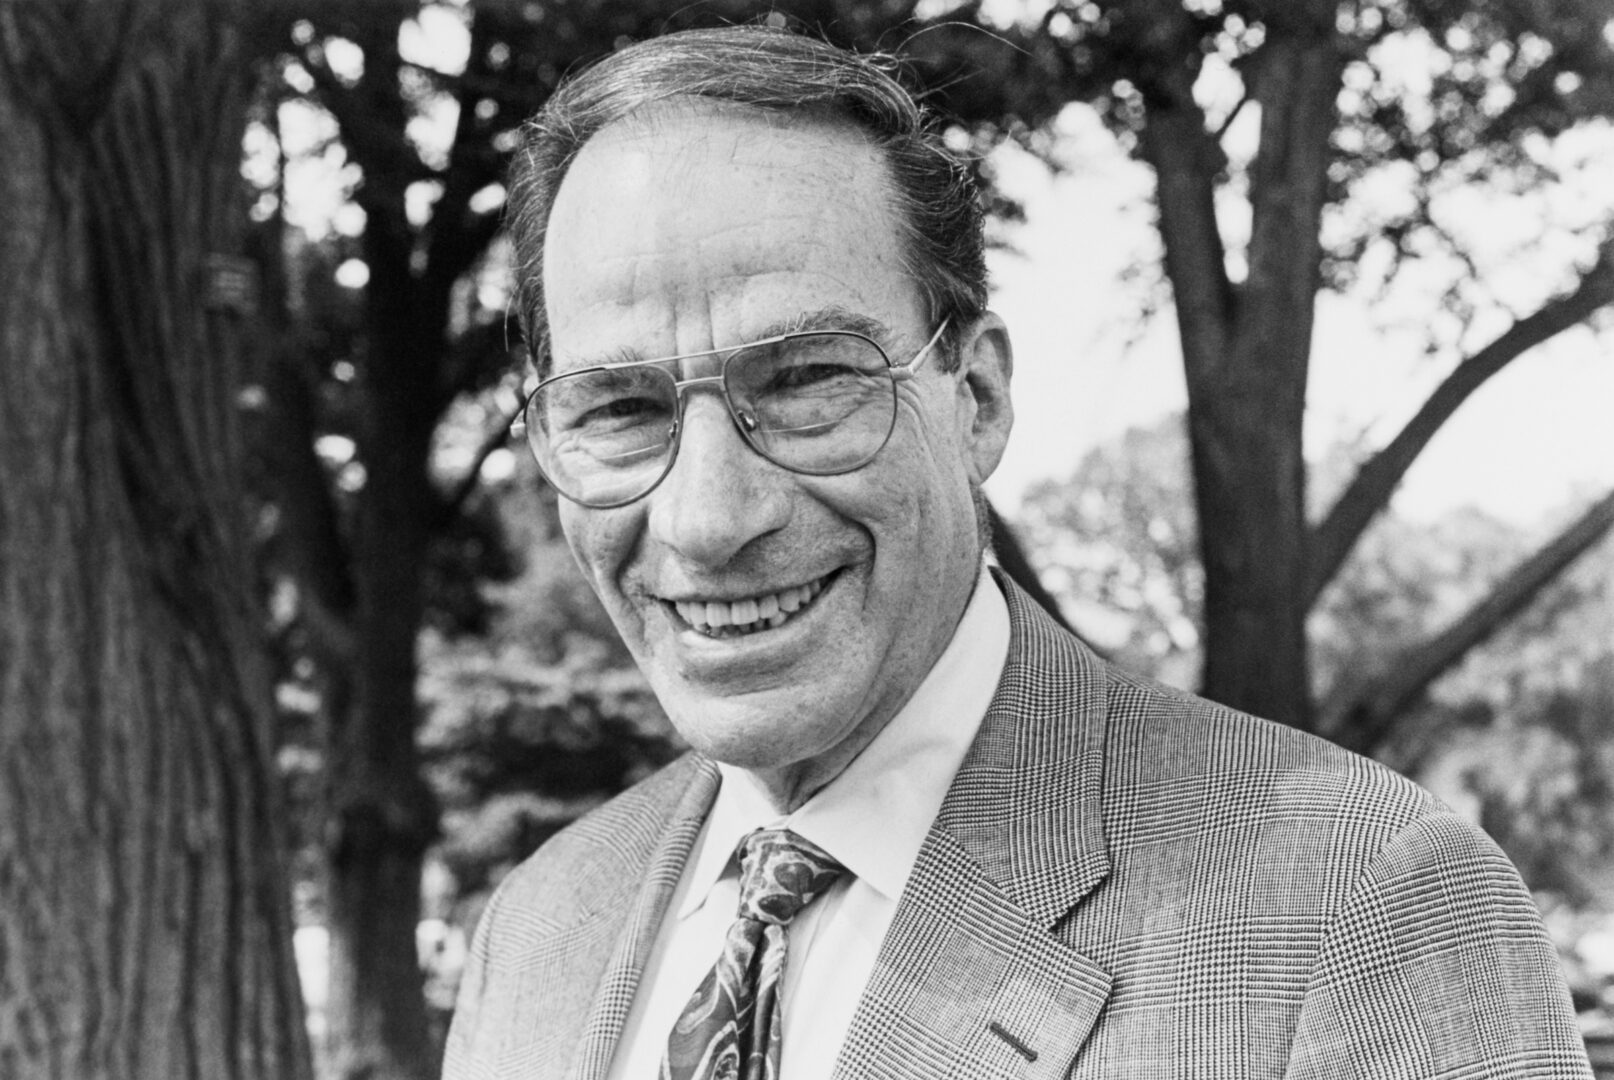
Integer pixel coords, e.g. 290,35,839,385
567,756,720,1080
829,573,1114,1078
937,569,1112,928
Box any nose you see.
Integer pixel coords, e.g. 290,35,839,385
644,392,791,567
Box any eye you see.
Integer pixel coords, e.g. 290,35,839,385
766,362,861,392
540,368,674,433
736,333,885,398
577,394,663,425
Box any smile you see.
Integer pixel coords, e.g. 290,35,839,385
670,574,832,637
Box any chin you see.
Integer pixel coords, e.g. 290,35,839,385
669,702,838,774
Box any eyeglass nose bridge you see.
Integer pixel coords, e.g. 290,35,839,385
667,369,762,441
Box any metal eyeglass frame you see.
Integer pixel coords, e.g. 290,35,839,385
513,318,951,509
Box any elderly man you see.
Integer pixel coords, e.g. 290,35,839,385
444,25,1590,1080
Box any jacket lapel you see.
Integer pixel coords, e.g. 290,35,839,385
835,576,1115,1079
566,756,721,1080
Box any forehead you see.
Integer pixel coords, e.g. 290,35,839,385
541,101,922,371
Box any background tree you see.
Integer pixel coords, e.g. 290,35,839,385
0,2,311,1077
905,0,1614,743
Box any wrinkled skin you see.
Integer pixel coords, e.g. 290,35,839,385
543,101,1014,812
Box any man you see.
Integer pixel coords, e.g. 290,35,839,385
444,25,1591,1080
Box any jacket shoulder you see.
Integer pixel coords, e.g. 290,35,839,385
995,573,1444,838
483,752,709,934
1101,662,1443,831
443,753,713,1079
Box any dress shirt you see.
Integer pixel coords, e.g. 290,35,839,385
604,565,1010,1080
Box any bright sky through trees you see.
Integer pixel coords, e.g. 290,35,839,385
981,101,1614,531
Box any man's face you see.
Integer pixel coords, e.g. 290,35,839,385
541,103,1012,799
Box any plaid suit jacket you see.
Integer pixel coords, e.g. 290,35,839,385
443,576,1591,1079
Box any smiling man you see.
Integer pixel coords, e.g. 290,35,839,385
443,25,1590,1080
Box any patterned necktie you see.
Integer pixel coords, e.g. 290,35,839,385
662,828,845,1080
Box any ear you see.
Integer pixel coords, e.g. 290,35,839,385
952,311,1015,486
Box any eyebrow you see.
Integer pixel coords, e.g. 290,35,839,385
550,305,896,373
761,305,892,342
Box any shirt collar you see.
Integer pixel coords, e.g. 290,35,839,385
679,563,1010,916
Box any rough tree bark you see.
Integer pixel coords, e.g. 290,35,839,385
0,3,311,1079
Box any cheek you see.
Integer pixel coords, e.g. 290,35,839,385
827,458,968,575
559,507,636,596
874,422,976,526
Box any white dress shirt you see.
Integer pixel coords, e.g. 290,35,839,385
605,566,1010,1080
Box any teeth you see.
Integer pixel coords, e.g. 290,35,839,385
672,576,829,635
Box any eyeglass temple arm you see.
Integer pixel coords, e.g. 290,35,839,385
509,389,532,438
888,318,952,382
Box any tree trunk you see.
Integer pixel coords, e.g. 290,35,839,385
322,401,439,1080
314,21,442,1078
1191,30,1338,729
0,4,312,1079
1140,6,1341,729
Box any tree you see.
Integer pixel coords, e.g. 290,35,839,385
0,2,311,1077
911,0,1614,741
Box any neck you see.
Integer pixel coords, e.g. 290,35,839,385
741,726,883,814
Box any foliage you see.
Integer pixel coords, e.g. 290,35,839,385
418,468,683,906
1017,418,1203,687
421,635,681,894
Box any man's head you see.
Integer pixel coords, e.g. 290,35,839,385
508,27,1014,806
507,26,987,373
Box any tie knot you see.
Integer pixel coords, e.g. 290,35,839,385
735,828,844,927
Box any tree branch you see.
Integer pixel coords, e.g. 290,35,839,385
437,402,520,525
435,317,520,415
298,47,433,192
1321,486,1614,754
1133,2,1236,372
262,349,358,663
420,7,509,297
1306,241,1614,606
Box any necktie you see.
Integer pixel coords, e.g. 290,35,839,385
662,828,845,1080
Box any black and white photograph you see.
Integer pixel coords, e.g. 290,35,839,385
2,1,1612,1078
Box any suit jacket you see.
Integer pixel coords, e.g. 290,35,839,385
443,577,1592,1079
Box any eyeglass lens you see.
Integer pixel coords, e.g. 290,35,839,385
525,332,899,507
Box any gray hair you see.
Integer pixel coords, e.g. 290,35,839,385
505,25,987,374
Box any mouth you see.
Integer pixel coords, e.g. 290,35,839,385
667,572,836,638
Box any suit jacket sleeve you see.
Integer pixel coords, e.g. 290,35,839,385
1284,810,1591,1078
